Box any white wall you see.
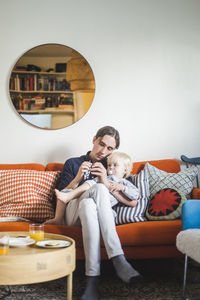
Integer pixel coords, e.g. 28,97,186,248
0,0,200,165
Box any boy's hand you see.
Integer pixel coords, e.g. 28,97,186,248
109,182,125,193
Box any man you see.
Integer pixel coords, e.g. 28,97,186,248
58,126,141,300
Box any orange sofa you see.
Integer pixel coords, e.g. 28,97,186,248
0,159,199,260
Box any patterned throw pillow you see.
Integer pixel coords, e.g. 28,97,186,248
0,170,60,222
146,188,187,220
113,168,149,225
144,162,199,198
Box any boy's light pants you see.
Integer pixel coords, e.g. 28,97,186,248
64,183,124,276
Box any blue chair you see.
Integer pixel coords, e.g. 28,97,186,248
177,200,200,299
182,200,200,230
181,155,200,187
181,155,200,167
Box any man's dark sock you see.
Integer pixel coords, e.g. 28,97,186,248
80,276,100,300
111,254,142,284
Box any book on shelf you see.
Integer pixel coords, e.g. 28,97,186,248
10,71,70,92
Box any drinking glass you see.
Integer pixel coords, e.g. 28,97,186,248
0,235,9,255
29,223,44,242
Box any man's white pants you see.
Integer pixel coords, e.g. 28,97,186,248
64,183,124,276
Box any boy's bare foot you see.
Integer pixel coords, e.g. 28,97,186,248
55,189,71,204
43,218,61,225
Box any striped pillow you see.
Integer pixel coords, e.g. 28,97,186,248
113,168,149,225
0,170,60,222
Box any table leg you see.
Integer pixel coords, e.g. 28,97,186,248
67,273,72,300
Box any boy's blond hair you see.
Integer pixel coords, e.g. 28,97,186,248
107,152,132,178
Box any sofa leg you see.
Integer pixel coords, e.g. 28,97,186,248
183,254,188,300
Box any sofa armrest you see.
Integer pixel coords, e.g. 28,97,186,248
192,188,200,199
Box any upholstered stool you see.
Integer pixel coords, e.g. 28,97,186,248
176,228,200,300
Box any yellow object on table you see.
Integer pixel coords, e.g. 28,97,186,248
0,234,9,255
29,223,44,241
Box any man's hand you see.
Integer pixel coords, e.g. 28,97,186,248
90,162,107,183
67,161,92,189
77,161,92,180
109,182,125,193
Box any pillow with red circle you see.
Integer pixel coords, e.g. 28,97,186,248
145,187,187,220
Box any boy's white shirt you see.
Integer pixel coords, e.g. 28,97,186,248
86,175,139,207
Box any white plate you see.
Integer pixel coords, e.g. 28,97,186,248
9,237,35,247
0,216,29,222
36,239,71,248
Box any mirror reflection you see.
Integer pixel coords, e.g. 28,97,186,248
9,43,95,129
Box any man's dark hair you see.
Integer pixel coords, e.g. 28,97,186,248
95,126,120,149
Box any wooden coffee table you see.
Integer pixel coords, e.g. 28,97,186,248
0,232,75,300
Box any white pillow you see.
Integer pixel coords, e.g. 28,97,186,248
144,162,199,198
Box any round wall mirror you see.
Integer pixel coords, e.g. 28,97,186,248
9,43,95,129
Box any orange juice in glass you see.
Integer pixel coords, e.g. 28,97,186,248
29,224,44,242
0,235,9,255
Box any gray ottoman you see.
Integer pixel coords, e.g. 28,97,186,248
176,229,200,300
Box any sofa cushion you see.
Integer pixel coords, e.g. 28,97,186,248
0,170,60,222
115,219,182,246
113,168,149,224
144,162,199,197
146,188,187,220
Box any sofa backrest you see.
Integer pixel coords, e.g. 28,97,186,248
45,163,64,171
45,159,181,174
0,163,45,171
0,160,180,173
132,159,180,174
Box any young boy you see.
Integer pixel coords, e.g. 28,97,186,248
45,152,139,225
